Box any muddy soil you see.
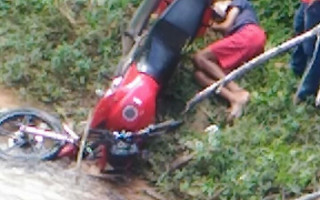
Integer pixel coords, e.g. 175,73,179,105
0,86,30,109
0,160,123,200
0,85,166,200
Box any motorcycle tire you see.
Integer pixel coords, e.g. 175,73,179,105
0,107,65,161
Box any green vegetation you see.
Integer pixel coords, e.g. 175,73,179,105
0,0,138,115
1,0,320,199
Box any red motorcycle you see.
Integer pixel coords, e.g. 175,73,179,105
0,0,213,172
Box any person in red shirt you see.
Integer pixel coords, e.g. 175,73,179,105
193,0,266,120
290,0,320,103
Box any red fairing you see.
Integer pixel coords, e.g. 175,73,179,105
196,7,212,37
90,63,160,131
154,0,174,16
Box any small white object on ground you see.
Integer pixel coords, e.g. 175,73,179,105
204,124,219,134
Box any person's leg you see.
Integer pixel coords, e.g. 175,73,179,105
194,70,249,118
303,1,320,55
193,49,243,92
192,24,267,119
290,2,308,76
296,1,320,101
193,51,250,118
194,70,237,100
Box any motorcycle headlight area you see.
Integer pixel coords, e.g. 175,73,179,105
110,140,139,156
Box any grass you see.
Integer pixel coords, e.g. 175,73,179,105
2,0,320,199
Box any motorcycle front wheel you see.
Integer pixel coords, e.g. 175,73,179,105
0,108,65,161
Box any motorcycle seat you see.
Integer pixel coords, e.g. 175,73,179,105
138,0,211,83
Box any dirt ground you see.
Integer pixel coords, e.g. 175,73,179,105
0,85,167,200
0,86,29,109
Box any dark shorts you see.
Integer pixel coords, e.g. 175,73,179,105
208,24,266,73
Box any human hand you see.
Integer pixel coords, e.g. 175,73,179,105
210,21,221,30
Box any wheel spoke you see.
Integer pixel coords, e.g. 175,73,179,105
30,138,44,152
0,121,23,135
7,119,23,127
2,142,24,153
30,143,38,153
22,115,33,125
0,127,13,135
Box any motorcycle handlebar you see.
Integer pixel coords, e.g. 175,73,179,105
89,119,183,142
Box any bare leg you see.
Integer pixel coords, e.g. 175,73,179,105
193,50,242,92
193,51,250,119
195,70,249,115
195,70,239,103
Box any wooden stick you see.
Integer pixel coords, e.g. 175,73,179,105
184,22,320,113
169,153,195,172
54,0,77,26
294,191,320,200
75,110,92,183
143,189,167,200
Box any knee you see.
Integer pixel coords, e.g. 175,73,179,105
194,70,207,86
192,53,201,65
194,70,203,80
193,52,206,70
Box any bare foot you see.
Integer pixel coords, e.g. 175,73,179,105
227,90,250,121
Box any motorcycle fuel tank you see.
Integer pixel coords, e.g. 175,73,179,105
90,63,159,132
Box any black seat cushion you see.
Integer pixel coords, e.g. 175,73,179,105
137,0,211,83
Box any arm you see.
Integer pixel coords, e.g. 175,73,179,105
211,6,240,32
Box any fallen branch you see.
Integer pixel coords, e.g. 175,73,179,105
143,189,167,200
294,191,320,200
185,22,320,113
169,153,195,172
54,0,77,26
75,110,92,184
210,188,225,200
